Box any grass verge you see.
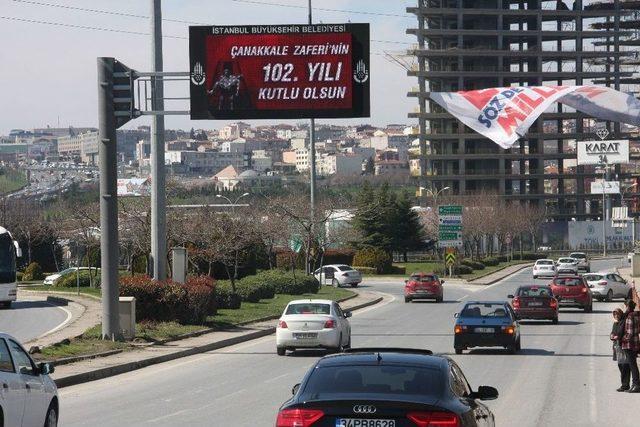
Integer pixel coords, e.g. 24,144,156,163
33,286,355,361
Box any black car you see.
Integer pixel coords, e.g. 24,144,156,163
276,348,498,427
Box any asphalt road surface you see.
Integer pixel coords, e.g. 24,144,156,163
0,298,70,343
60,258,634,427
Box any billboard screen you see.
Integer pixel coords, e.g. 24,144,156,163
577,139,629,165
189,24,370,120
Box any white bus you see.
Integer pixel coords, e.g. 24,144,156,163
0,227,21,308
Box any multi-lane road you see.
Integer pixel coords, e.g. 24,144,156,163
0,298,71,343
59,258,632,426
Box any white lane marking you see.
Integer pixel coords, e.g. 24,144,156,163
589,319,597,422
35,302,73,339
264,372,291,384
145,408,192,424
352,292,395,317
482,266,533,290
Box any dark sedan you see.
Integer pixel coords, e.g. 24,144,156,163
454,301,521,354
276,348,498,427
508,285,558,324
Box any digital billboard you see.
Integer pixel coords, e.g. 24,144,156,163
189,24,370,120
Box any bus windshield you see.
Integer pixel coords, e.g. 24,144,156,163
0,234,16,284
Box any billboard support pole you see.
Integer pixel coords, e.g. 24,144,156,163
97,57,121,340
308,0,316,275
150,0,167,280
602,163,607,257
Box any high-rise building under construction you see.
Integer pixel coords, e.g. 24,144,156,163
408,0,640,220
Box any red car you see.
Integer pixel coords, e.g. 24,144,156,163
509,285,559,324
549,275,593,312
404,273,444,303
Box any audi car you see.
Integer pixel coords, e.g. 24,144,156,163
404,273,444,303
508,285,558,324
454,301,521,354
276,348,498,427
549,276,593,312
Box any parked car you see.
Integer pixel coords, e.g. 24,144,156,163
549,276,593,312
537,246,552,252
276,299,352,356
569,252,590,272
404,272,444,303
0,333,59,427
509,285,558,324
583,271,633,302
43,267,99,286
277,348,498,427
313,264,361,288
532,259,557,279
454,301,521,354
556,257,579,275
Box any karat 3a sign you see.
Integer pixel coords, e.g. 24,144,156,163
577,139,629,165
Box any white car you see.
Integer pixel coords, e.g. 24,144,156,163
556,257,579,275
43,267,98,286
0,333,58,426
313,264,362,288
532,259,557,279
276,299,352,356
569,252,590,272
583,272,633,302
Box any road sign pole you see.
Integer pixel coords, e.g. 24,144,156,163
97,57,121,340
150,0,167,280
308,0,316,275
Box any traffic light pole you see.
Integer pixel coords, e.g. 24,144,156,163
97,57,121,340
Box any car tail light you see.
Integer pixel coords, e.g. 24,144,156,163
454,325,467,334
501,325,515,334
512,297,520,309
598,280,607,286
407,411,459,427
550,298,558,309
276,408,324,427
278,320,288,329
323,319,336,329
581,287,588,293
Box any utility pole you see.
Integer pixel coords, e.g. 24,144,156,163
601,163,608,257
97,57,121,340
307,0,316,275
150,0,167,280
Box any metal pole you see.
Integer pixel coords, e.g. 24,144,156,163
150,0,167,280
602,166,607,257
307,0,316,275
97,57,121,340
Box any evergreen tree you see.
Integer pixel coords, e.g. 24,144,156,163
363,157,375,175
352,182,392,250
392,190,425,261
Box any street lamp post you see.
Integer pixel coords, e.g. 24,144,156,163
419,186,451,208
215,192,250,213
622,183,639,249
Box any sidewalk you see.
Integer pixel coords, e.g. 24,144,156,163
615,266,639,306
50,289,385,388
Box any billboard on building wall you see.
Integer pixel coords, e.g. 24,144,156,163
189,24,370,120
577,139,629,165
568,220,634,250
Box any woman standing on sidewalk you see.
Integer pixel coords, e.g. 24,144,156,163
620,300,640,393
611,308,629,391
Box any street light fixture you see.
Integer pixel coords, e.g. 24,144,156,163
215,192,250,212
419,186,451,208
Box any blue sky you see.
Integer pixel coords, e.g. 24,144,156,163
0,0,417,134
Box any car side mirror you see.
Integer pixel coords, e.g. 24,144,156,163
441,280,445,284
507,294,514,299
344,311,352,318
292,383,300,395
38,362,54,376
472,385,498,401
454,312,459,318
404,280,408,284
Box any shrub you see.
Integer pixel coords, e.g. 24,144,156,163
53,270,100,288
131,255,148,274
16,271,23,282
497,255,509,263
215,281,242,309
462,259,486,270
353,248,392,274
23,262,44,281
119,275,216,324
256,270,319,295
322,249,355,266
353,266,376,275
454,265,473,275
389,265,406,275
481,257,500,266
238,275,276,300
275,250,305,270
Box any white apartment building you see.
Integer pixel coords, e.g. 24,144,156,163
290,137,307,151
220,138,246,153
218,122,250,140
295,148,310,172
318,153,365,177
166,150,246,175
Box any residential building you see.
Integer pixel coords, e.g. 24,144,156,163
318,153,365,176
221,138,246,153
290,137,307,150
57,131,99,163
375,160,409,176
251,150,273,172
282,150,297,164
218,122,251,140
408,0,640,220
295,148,310,172
166,150,248,175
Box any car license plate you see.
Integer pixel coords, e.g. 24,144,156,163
529,302,543,307
293,333,317,339
336,419,395,427
475,327,494,333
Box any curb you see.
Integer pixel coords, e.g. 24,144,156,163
469,263,534,286
54,294,383,388
466,262,531,282
19,289,101,302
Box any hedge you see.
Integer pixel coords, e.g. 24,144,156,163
322,249,355,266
275,250,305,270
481,257,500,266
238,275,276,301
454,265,473,275
23,262,44,281
215,281,242,309
511,252,546,261
119,275,216,324
255,270,319,295
54,270,100,288
353,248,392,274
462,259,486,270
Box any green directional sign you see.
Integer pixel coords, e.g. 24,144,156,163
439,231,461,240
289,235,303,253
439,225,462,232
438,205,463,216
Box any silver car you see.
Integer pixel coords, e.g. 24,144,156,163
584,272,632,302
0,333,59,426
569,252,590,272
556,257,579,275
314,265,362,288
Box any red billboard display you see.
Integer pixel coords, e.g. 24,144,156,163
189,24,370,120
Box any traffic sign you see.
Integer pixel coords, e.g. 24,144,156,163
439,225,462,232
445,248,456,266
439,205,463,216
439,231,461,240
439,215,462,224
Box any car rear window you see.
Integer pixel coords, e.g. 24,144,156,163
286,303,331,315
553,277,584,286
583,274,602,281
558,258,575,263
570,253,586,259
537,260,553,265
337,266,352,272
461,303,509,318
300,365,444,399
411,275,436,282
518,287,552,297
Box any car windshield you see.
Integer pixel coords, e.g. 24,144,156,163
536,260,553,266
583,274,603,281
0,234,16,284
285,303,331,315
337,266,352,272
461,303,509,318
570,253,586,259
518,287,552,297
558,258,575,263
300,365,444,400
553,277,583,286
59,268,77,275
411,274,436,282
